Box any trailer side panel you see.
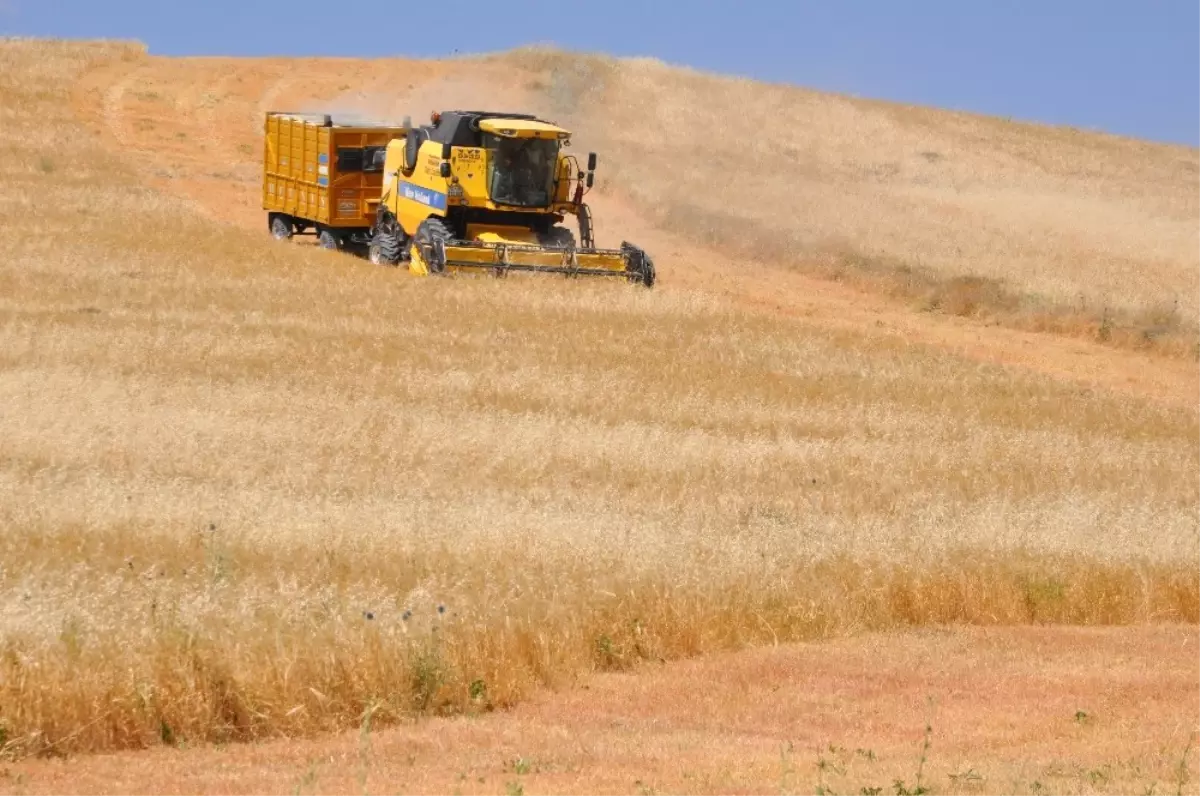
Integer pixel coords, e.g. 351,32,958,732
263,113,405,231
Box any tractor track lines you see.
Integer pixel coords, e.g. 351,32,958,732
99,70,135,153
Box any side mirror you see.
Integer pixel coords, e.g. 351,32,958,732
587,152,597,171
440,162,452,178
586,172,594,188
441,142,452,160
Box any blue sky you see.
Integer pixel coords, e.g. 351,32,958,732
3,0,1197,146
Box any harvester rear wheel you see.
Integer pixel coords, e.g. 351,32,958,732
410,217,453,275
369,232,403,266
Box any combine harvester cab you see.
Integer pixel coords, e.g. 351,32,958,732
368,110,655,287
262,112,407,252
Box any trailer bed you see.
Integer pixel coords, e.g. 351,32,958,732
262,112,406,239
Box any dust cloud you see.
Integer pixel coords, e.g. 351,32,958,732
297,72,544,130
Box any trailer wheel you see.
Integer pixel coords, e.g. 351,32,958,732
269,214,292,241
318,229,341,251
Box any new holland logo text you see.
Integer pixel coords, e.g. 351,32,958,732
398,181,447,211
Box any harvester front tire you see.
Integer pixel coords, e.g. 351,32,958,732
411,217,453,275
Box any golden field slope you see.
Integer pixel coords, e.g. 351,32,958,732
0,37,1196,774
66,42,1200,388
496,47,1200,346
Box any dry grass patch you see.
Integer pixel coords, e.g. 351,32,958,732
5,626,1197,796
0,39,1196,758
492,46,1200,356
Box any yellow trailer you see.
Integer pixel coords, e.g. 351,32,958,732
262,112,406,251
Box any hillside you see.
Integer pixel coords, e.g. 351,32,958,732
0,37,1196,789
68,43,1200,358
513,48,1199,322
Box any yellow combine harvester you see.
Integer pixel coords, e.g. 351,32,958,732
367,110,655,286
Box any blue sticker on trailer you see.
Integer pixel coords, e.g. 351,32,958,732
317,176,329,186
397,180,447,211
318,153,329,165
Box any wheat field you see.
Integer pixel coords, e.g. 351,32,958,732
0,39,1197,759
496,47,1200,350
